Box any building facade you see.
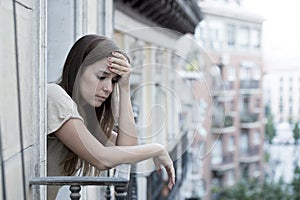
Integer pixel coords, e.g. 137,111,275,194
0,0,204,199
196,0,265,199
264,67,300,124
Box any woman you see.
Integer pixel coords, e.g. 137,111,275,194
47,34,175,198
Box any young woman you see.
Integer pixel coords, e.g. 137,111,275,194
47,34,175,198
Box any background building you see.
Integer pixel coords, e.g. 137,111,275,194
264,67,300,124
0,0,205,199
196,0,265,199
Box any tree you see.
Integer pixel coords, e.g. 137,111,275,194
291,165,300,200
214,178,293,200
293,122,300,144
265,116,276,144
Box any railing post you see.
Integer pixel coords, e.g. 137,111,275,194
70,185,81,200
114,164,131,200
105,185,112,200
115,185,128,200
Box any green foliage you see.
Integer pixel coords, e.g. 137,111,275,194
291,166,300,199
293,123,300,144
265,116,276,144
224,115,233,127
213,178,293,200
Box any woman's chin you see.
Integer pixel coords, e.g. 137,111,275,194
93,100,103,108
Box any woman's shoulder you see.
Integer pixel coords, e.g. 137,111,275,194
47,83,73,102
48,83,67,95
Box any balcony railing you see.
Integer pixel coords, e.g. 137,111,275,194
240,80,260,89
147,131,189,200
211,115,235,134
240,113,259,124
212,152,235,172
240,146,260,163
212,81,236,97
29,164,131,200
241,146,260,157
212,115,234,128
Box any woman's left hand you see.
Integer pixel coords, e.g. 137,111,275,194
108,51,131,89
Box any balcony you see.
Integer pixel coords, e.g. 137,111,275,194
240,146,260,163
240,80,260,94
212,115,236,134
30,165,133,200
212,152,235,173
147,132,189,200
240,113,260,128
212,80,236,97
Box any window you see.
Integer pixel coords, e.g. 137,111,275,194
227,65,236,81
240,133,249,154
253,131,260,145
253,65,261,80
228,135,235,151
250,28,261,48
209,28,220,49
211,139,223,165
227,170,235,186
239,67,251,80
227,24,236,47
238,26,250,48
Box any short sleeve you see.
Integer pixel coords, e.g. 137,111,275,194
47,84,84,134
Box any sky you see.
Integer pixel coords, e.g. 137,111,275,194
243,0,300,71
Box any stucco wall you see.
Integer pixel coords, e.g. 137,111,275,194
0,0,47,199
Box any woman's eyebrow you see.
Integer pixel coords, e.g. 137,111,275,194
97,69,111,75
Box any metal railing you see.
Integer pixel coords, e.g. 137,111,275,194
240,113,259,123
241,146,260,157
240,80,260,89
29,164,131,200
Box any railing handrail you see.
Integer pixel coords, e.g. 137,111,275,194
29,176,129,186
29,164,131,200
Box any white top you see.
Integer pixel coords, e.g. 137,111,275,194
47,83,84,176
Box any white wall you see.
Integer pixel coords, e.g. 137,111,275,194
0,0,47,199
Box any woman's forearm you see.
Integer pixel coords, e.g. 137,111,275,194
117,87,138,146
55,119,175,188
100,143,165,168
55,119,164,170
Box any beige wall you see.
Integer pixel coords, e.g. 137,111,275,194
0,0,47,199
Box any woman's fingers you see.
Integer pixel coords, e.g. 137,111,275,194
166,165,175,189
107,53,130,76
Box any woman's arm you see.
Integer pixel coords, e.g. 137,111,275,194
108,52,138,146
54,118,175,188
117,86,138,145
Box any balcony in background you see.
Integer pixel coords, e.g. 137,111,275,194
240,80,260,94
240,113,260,128
212,115,236,134
240,145,260,163
211,152,235,173
212,80,236,97
147,131,189,200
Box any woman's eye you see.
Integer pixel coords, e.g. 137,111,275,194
97,75,105,80
112,76,120,83
112,78,119,84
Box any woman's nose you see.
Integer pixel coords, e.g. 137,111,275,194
100,80,112,93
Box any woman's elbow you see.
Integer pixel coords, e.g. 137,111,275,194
95,161,111,171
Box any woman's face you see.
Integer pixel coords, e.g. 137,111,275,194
79,58,119,107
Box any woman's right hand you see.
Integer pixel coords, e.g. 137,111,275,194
153,148,176,189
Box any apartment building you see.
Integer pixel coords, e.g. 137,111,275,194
196,0,265,199
264,67,300,124
0,0,203,199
